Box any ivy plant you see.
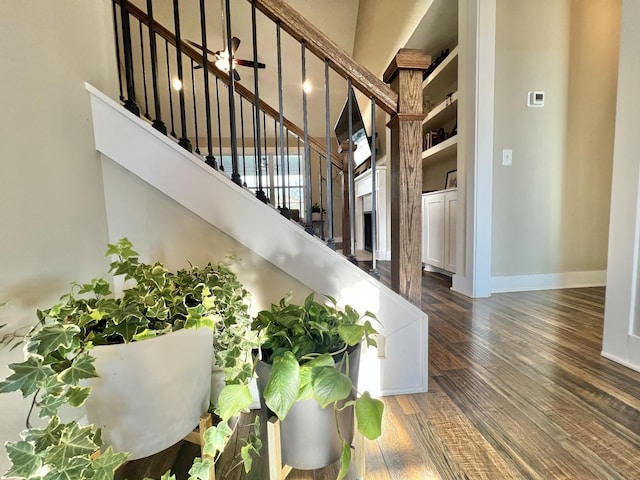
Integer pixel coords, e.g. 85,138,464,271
252,293,384,480
0,239,258,479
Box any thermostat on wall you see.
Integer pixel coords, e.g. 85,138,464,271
528,91,544,107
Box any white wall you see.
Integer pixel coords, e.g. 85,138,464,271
490,0,619,292
602,0,640,371
0,1,118,473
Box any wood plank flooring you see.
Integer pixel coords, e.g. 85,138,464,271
120,261,640,479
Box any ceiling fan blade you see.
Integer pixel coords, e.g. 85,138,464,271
235,59,266,69
231,36,241,54
185,39,218,58
233,69,241,81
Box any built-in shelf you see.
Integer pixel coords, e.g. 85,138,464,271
422,135,457,163
422,46,459,103
423,91,458,132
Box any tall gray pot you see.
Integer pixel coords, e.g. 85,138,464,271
256,344,361,470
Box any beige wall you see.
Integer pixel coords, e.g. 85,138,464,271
492,0,619,276
0,0,119,473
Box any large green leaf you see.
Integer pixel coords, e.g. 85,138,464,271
355,392,384,440
58,352,98,385
0,356,55,397
297,354,334,402
264,352,300,420
28,324,80,357
217,384,253,422
45,422,98,468
202,422,232,458
311,367,352,408
337,325,365,346
90,447,129,480
5,441,42,478
66,386,91,407
337,440,352,480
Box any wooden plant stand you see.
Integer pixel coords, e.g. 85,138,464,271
184,413,216,480
266,416,365,480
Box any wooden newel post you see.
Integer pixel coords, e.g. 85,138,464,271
383,49,431,306
341,141,357,258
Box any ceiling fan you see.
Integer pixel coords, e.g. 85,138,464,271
186,36,265,81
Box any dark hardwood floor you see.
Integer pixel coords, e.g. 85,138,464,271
121,261,640,479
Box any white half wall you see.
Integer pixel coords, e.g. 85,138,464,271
86,83,429,396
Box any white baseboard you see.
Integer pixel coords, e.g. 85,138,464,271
491,270,606,293
601,350,640,374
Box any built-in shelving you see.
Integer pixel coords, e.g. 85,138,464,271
422,46,459,105
422,135,457,163
423,91,457,132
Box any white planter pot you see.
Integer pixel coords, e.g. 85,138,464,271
84,327,213,460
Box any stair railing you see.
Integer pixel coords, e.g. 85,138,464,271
111,0,428,304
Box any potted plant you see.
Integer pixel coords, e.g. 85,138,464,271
252,292,384,479
311,203,325,221
0,239,256,479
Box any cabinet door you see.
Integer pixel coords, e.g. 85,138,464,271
423,193,445,268
444,191,457,273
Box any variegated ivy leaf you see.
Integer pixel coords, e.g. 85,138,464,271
58,352,98,385
5,441,42,478
146,298,169,320
202,422,232,458
77,278,112,297
45,422,98,468
38,392,68,418
24,416,64,452
107,316,148,343
145,472,176,480
105,238,138,260
216,384,253,422
43,455,90,480
132,328,159,342
184,304,205,330
145,264,169,289
0,356,56,397
90,447,129,480
66,386,91,407
187,456,214,480
111,301,145,326
27,324,81,357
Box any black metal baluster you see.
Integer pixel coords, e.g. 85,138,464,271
240,96,247,186
318,153,325,240
172,0,192,152
138,20,150,120
112,1,124,102
198,0,217,168
274,119,280,208
324,59,335,250
190,59,200,155
276,21,290,218
215,77,224,172
251,0,267,203
301,42,313,234
223,0,241,186
263,111,270,201
286,128,291,214
146,0,166,135
347,79,357,264
370,97,379,279
165,39,176,138
119,1,139,115
297,136,302,220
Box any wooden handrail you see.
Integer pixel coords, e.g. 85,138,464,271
252,0,398,116
118,0,343,169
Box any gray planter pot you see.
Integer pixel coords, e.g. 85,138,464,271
256,344,361,470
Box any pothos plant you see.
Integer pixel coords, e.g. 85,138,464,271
252,293,384,480
0,239,258,480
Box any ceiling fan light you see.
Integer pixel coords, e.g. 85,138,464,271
215,58,230,71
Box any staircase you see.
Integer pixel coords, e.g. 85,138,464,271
91,0,429,396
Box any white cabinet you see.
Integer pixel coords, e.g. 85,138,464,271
422,189,457,273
